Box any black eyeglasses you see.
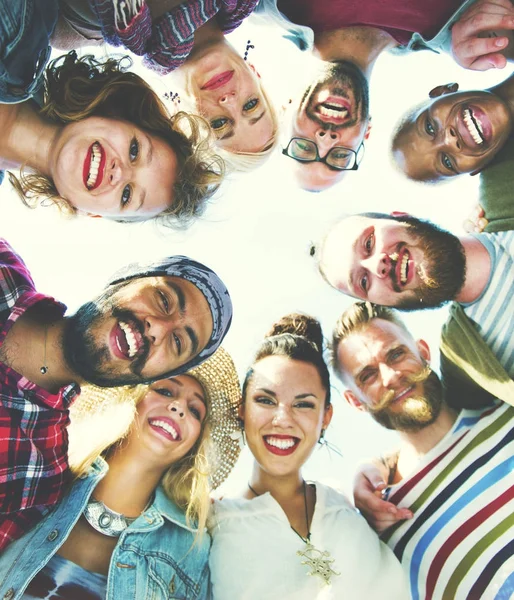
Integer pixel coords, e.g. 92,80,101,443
282,138,365,171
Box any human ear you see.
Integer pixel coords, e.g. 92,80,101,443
429,83,459,99
344,390,366,412
390,211,410,218
323,403,334,428
238,403,245,421
364,118,372,140
416,339,431,363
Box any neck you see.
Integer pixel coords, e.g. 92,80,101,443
94,444,164,517
313,26,395,76
397,403,458,474
190,20,225,54
248,463,304,505
490,72,514,119
0,101,61,176
454,236,491,304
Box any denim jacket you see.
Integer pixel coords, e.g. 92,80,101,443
0,0,59,105
0,458,211,600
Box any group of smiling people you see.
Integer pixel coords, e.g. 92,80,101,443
2,0,514,599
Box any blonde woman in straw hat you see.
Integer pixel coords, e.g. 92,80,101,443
0,348,241,600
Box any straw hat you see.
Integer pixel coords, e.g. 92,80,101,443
71,348,242,490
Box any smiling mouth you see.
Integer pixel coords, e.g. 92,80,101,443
463,108,484,145
201,70,234,91
83,142,106,190
263,435,300,455
148,418,181,441
111,319,145,361
390,248,411,288
315,98,350,123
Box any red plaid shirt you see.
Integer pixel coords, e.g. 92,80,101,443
0,239,78,551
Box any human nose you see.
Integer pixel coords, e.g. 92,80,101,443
167,399,185,419
271,404,293,427
145,315,177,346
444,125,462,151
363,253,392,279
107,157,125,187
219,91,237,106
379,363,401,388
315,128,339,150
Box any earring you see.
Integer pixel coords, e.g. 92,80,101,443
318,428,326,445
243,40,255,61
230,426,246,449
164,91,180,103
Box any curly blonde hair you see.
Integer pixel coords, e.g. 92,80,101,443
69,382,212,537
10,51,225,227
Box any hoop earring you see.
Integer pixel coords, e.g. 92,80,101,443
244,40,255,61
318,428,326,445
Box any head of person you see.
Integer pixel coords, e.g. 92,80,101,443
318,212,466,309
240,313,333,477
179,40,279,170
69,347,241,534
62,255,233,387
283,60,371,192
391,83,513,183
332,302,443,432
10,51,224,225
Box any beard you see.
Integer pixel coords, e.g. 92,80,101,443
368,365,444,432
300,60,370,131
62,283,149,388
392,216,467,310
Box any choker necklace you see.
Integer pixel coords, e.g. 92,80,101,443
83,496,152,537
248,481,340,585
40,324,49,375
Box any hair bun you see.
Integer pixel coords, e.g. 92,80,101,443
265,313,323,354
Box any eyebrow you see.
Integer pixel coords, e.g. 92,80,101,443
219,129,235,141
249,111,265,126
171,378,205,404
256,388,317,399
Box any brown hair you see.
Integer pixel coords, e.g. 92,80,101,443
331,302,408,379
243,313,331,406
9,51,224,226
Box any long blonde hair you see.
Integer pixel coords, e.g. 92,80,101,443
69,382,213,535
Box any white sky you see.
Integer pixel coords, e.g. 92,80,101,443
1,17,512,497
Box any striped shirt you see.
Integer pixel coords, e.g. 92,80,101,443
464,231,514,377
382,402,514,600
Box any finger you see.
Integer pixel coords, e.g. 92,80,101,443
470,51,509,70
356,492,400,516
456,35,509,61
459,12,514,36
368,512,413,534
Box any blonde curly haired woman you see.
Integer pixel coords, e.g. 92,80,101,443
0,348,240,599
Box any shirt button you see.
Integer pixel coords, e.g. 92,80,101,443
47,529,59,542
3,588,15,600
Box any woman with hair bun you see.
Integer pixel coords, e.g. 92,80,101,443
0,51,223,225
208,313,409,599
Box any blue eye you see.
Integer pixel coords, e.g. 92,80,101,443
129,137,139,161
243,98,258,112
425,118,435,136
121,185,131,207
365,233,374,254
210,117,229,130
255,396,274,405
155,388,173,398
390,348,405,361
360,274,369,293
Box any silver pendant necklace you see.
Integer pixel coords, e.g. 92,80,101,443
248,480,340,585
84,496,152,537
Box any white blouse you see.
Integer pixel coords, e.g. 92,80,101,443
208,482,409,600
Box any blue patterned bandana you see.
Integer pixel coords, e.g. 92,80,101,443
107,255,232,377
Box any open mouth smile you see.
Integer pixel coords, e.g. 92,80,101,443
263,435,300,456
83,142,106,191
110,319,145,361
458,105,492,148
463,108,484,145
148,417,181,441
315,97,351,124
391,247,413,288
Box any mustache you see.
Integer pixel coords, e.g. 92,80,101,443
369,365,432,413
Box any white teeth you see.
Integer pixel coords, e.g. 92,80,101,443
463,109,484,145
400,253,409,284
119,321,138,358
86,142,102,189
266,436,296,450
319,105,348,119
150,419,178,439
